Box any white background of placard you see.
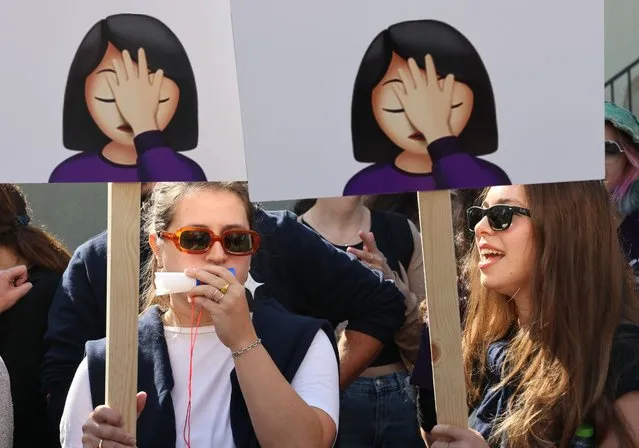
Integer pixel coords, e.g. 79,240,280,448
0,0,247,182
230,0,604,202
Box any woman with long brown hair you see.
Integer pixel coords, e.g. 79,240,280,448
0,184,71,448
420,182,639,447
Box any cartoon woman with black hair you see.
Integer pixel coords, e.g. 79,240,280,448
50,13,206,182
344,20,510,195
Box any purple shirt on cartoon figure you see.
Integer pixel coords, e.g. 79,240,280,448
49,131,206,182
344,136,510,195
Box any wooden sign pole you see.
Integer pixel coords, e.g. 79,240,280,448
105,182,141,435
417,190,468,427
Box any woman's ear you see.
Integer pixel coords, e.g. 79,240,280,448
149,233,158,255
149,234,163,267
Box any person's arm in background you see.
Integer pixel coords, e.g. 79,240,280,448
391,219,426,371
267,211,406,389
41,233,107,446
337,331,384,389
345,220,425,373
0,265,32,314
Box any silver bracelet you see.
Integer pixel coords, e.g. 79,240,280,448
232,338,262,358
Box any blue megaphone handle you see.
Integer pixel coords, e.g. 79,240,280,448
196,267,235,285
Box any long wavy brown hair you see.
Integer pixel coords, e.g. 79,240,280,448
462,181,639,447
0,184,70,274
140,182,255,313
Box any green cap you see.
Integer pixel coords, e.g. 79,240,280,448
605,101,639,144
576,424,594,438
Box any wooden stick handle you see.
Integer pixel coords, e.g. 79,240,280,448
106,182,141,435
417,190,468,428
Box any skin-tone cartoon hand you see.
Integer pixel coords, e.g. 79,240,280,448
81,392,147,448
429,424,490,448
185,265,258,352
346,231,394,280
106,48,165,136
0,265,32,315
392,54,456,145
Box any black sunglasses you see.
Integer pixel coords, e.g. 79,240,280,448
605,140,624,155
467,205,531,232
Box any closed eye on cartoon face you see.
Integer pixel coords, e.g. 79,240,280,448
371,52,474,155
84,43,180,146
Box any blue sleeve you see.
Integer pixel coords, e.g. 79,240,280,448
271,211,406,345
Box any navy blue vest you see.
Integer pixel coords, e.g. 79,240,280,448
86,298,338,448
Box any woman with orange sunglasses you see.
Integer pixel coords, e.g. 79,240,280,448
59,182,340,448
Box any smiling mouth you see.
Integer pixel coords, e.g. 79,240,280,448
117,124,133,133
408,131,426,141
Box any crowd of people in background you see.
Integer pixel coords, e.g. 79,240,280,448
0,102,638,447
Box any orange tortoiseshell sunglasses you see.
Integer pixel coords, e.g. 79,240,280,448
158,226,261,255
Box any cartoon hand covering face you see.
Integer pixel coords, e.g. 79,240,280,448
344,20,510,195
50,13,206,182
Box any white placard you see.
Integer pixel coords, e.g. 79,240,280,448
0,0,246,182
230,0,604,201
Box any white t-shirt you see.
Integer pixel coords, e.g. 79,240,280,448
60,326,339,448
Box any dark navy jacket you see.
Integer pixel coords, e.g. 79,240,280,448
85,299,337,448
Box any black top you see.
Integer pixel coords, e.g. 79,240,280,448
301,209,414,367
0,266,61,448
416,323,639,446
619,209,639,289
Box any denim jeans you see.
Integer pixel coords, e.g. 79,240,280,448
339,371,425,447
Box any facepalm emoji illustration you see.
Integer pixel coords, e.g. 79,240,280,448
51,13,206,182
344,19,510,195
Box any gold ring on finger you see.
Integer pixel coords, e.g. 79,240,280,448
211,290,223,303
219,283,230,295
98,439,104,448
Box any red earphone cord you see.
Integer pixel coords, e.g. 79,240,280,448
183,298,203,448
